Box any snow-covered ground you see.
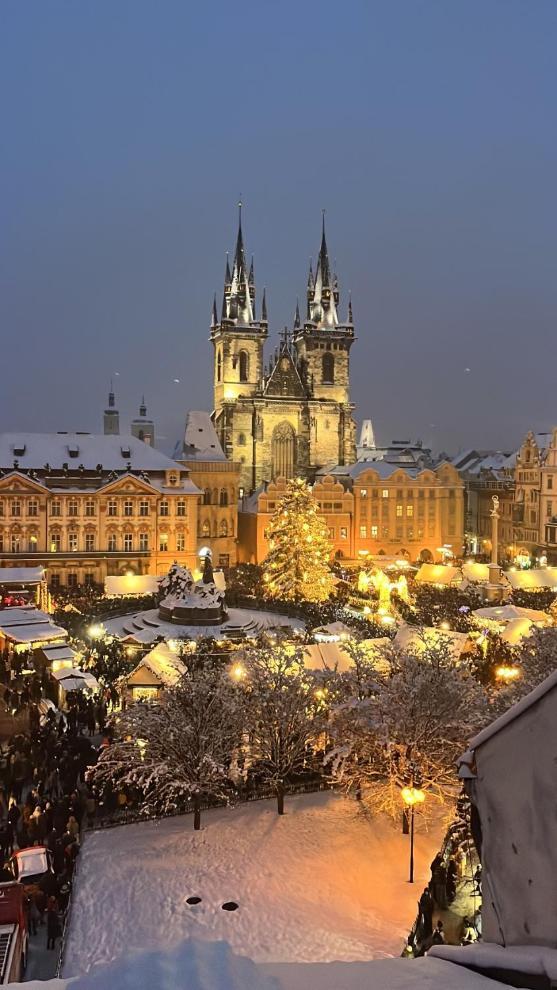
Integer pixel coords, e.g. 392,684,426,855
62,791,445,977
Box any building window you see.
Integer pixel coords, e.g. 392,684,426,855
84,572,95,586
322,352,335,384
108,534,117,551
50,574,60,590
11,499,21,517
217,349,222,382
68,573,78,589
11,535,20,553
27,499,38,517
238,433,246,446
328,527,334,539
202,520,211,537
203,489,211,505
176,499,186,517
159,534,168,552
547,501,553,518
220,489,228,506
68,499,78,517
124,534,133,552
107,499,117,517
371,525,378,538
123,499,132,517
382,489,389,499
220,520,228,537
382,526,389,538
85,534,95,551
85,499,95,517
139,532,149,551
239,350,249,382
68,532,78,552
407,526,414,539
406,505,413,517
219,554,230,567
548,477,553,490
360,488,368,498
176,533,186,552
340,527,347,539
359,525,367,538
396,504,403,517
50,533,61,552
159,499,169,517
28,535,38,552
0,501,4,517
50,499,60,518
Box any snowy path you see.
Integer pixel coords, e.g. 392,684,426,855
62,792,444,976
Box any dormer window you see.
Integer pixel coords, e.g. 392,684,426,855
121,446,131,459
168,472,179,487
13,445,26,457
68,445,79,458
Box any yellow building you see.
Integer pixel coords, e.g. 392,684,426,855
176,411,240,568
210,209,356,493
0,433,200,588
513,431,551,560
238,461,465,565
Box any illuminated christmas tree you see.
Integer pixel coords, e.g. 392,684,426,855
262,478,334,602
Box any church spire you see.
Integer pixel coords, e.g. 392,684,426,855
139,395,147,418
249,255,255,285
348,291,353,325
294,298,301,329
103,380,120,436
211,294,218,327
233,200,247,280
307,212,338,327
261,287,267,322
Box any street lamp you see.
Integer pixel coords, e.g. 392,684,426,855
401,785,425,883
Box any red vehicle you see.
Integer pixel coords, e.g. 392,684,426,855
7,847,54,896
0,883,28,983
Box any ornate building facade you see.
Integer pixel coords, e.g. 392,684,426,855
0,434,200,587
211,210,357,493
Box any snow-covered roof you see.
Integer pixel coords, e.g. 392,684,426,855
0,567,45,586
505,566,557,590
394,622,470,659
51,667,99,692
472,604,550,624
40,644,79,663
180,411,226,462
415,564,462,585
429,943,557,983
0,607,68,643
127,642,187,688
469,668,557,751
0,432,187,473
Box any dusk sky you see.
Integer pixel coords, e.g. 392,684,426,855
1,0,556,456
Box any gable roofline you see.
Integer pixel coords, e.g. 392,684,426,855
468,669,557,752
0,471,50,494
97,474,165,496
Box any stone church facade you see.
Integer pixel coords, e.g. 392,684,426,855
211,209,357,493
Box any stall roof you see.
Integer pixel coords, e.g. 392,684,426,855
51,667,99,692
415,564,462,585
124,642,187,688
40,644,79,663
394,622,470,659
0,567,45,586
303,638,391,673
505,567,557,591
0,622,68,644
472,604,551,624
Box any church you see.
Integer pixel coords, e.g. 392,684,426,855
211,209,357,494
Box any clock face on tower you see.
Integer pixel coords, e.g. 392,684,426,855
280,357,290,371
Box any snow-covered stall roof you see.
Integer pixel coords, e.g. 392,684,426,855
505,566,557,590
394,622,469,659
104,574,159,597
461,560,490,583
51,668,99,693
40,644,80,664
415,564,462,585
312,621,353,641
304,638,390,672
0,607,68,644
0,567,45,586
472,604,550,625
125,642,187,688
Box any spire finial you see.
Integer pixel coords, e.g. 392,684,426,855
348,290,353,324
261,287,267,322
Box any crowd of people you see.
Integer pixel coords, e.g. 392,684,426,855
0,695,107,955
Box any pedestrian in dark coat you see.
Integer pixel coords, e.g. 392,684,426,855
446,857,458,904
46,906,61,950
432,862,448,910
418,887,434,940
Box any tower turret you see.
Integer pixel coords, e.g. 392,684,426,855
103,383,120,436
131,396,155,446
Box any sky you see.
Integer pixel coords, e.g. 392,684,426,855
1,0,556,456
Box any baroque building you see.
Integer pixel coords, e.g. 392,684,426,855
0,433,200,587
211,209,357,493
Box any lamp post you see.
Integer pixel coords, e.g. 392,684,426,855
401,785,425,883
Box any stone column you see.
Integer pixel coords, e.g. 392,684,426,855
486,494,504,602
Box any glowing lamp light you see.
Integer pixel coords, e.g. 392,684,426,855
495,664,520,683
401,786,426,807
136,738,147,760
440,621,451,631
363,605,371,615
230,664,246,681
88,624,105,640
381,615,395,625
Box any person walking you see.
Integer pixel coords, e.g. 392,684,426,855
418,887,434,941
46,904,61,950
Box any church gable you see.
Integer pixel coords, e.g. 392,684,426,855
264,343,307,399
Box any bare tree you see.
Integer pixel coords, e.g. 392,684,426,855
93,665,242,830
327,639,488,821
243,642,324,815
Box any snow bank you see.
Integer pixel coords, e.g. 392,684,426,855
62,792,444,976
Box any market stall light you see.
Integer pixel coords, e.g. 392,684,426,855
230,663,246,681
495,664,521,683
88,624,105,640
401,786,425,807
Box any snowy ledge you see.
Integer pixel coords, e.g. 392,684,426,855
429,942,557,981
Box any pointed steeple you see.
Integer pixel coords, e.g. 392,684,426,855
307,259,314,289
294,298,301,329
104,380,120,436
317,210,331,286
139,395,147,418
261,287,267,322
211,294,218,326
224,253,231,285
307,212,338,328
233,200,247,279
249,255,255,285
107,379,115,409
348,292,353,324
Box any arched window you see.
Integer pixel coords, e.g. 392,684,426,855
271,422,296,480
239,350,249,382
220,520,228,537
238,432,246,446
212,488,218,505
322,352,335,384
202,520,211,537
217,349,222,382
220,489,228,506
203,488,211,505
